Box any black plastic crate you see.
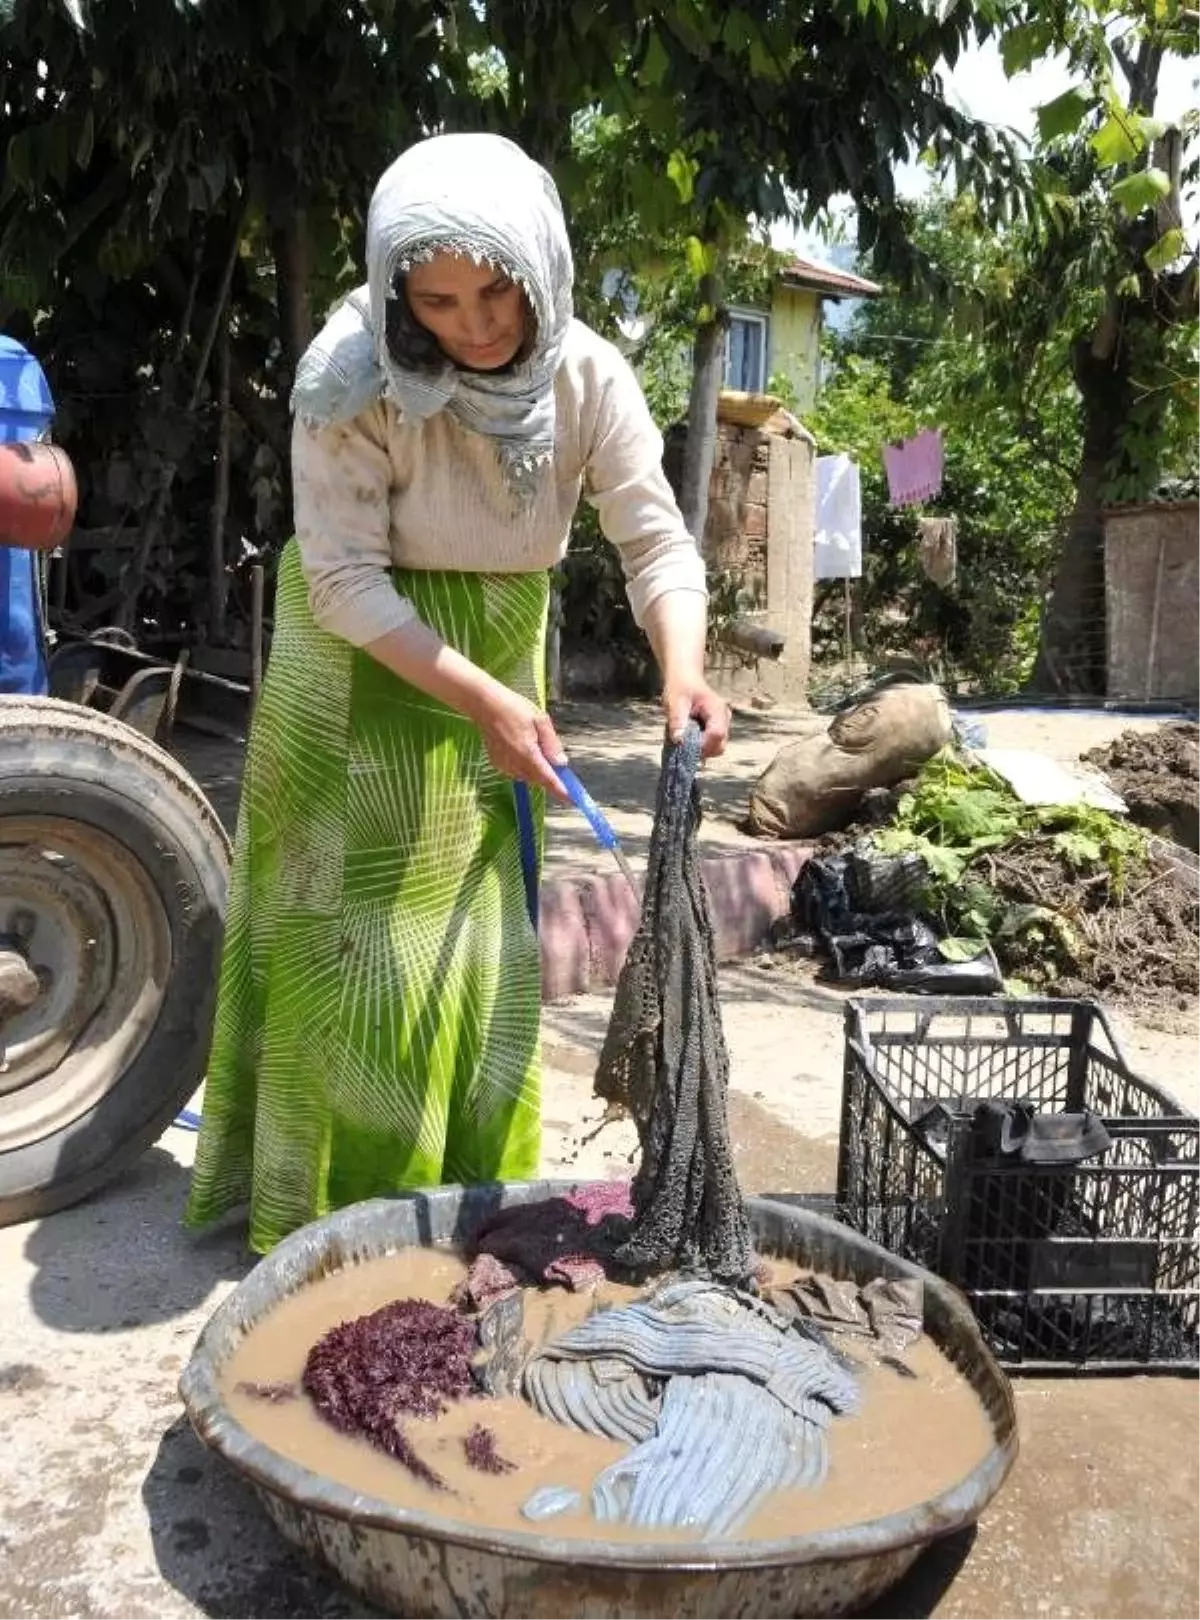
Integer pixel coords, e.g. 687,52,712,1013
836,997,1199,1371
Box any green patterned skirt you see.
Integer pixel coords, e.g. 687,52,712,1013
185,542,546,1253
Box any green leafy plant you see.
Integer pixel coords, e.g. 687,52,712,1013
872,746,1150,975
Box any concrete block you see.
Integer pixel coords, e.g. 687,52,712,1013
701,849,787,961
576,870,641,988
538,879,590,1002
539,843,814,1000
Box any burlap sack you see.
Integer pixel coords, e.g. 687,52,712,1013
745,682,952,839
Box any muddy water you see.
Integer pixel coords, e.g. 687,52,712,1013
223,1247,995,1545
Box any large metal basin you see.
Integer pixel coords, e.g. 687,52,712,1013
180,1181,1018,1618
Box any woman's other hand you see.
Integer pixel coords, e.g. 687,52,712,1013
663,678,731,759
639,590,730,760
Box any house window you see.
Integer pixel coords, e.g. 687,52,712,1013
724,309,768,393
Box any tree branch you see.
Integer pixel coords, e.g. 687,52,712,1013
228,373,288,462
1016,409,1079,481
1128,35,1163,114
157,234,289,460
1111,35,1137,90
187,201,247,412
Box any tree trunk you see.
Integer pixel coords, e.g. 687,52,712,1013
680,271,727,549
271,207,313,384
1030,331,1130,695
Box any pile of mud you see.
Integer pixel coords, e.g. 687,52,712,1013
796,757,1199,1014
983,835,1198,1007
1083,724,1199,853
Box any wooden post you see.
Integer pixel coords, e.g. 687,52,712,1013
843,578,853,675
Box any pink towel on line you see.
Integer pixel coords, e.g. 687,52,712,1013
884,428,944,507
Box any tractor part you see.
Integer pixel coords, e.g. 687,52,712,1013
0,695,229,1227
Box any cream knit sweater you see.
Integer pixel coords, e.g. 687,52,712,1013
292,318,707,647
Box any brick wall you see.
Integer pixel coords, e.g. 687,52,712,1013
664,413,815,701
705,424,770,609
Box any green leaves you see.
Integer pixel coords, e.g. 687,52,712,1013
865,746,1151,984
667,150,697,206
1053,828,1104,866
876,827,970,885
683,234,706,280
1145,226,1187,271
1036,87,1092,144
1110,167,1171,217
640,30,670,88
1001,20,1056,77
886,749,1023,844
1090,111,1143,167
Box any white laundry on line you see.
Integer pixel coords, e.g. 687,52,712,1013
814,452,862,580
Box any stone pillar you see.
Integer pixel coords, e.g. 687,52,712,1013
758,435,815,702
667,413,815,704
702,423,768,602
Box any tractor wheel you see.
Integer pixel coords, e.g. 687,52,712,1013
0,696,230,1227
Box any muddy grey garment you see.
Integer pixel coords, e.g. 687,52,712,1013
594,723,753,1282
520,1279,859,1536
770,1274,924,1359
589,1372,831,1536
528,1278,859,1426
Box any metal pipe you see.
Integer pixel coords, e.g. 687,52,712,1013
717,618,785,660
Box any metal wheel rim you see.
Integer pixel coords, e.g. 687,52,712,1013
0,816,172,1152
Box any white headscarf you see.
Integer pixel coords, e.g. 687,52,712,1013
291,133,574,502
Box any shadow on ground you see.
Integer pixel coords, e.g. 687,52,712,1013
860,1529,978,1617
546,697,794,830
715,958,848,1013
22,1143,250,1334
730,1093,838,1196
173,730,246,833
143,1415,379,1618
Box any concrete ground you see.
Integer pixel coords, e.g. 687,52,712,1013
1,700,1196,1619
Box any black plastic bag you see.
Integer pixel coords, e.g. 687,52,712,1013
791,849,1002,995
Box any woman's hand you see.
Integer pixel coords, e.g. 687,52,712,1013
474,682,572,800
663,678,731,759
640,590,731,760
364,621,571,797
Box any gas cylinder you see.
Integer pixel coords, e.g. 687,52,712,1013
0,440,78,551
